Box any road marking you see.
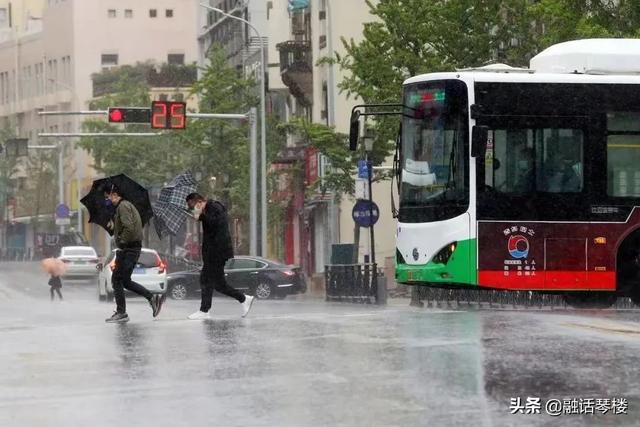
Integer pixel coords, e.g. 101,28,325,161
562,320,640,337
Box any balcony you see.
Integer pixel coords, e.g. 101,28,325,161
276,40,313,106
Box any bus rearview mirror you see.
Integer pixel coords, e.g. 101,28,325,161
471,126,489,158
349,112,360,151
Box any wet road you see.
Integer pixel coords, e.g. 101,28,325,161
1,262,640,426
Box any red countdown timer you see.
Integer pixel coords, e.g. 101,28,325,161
151,101,187,129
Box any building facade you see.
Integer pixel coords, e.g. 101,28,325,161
271,0,397,287
0,0,198,256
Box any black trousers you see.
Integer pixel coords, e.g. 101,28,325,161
112,248,153,314
50,286,62,300
200,259,245,312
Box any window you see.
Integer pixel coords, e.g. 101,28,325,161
62,247,97,257
167,53,184,65
125,9,133,18
165,9,173,18
108,9,116,18
0,8,8,27
172,93,184,102
101,54,118,67
607,112,640,197
319,35,327,49
149,9,157,18
232,259,265,269
401,80,469,222
485,128,583,194
137,251,160,268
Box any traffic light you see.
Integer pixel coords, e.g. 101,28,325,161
151,101,187,130
107,107,151,124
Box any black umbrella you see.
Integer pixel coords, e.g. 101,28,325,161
81,174,154,234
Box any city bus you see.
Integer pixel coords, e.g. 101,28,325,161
379,39,640,308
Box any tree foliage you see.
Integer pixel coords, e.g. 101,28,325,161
335,0,640,162
77,46,287,248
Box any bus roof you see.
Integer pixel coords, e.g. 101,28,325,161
404,39,640,86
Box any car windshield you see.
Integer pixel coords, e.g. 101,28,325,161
63,248,96,257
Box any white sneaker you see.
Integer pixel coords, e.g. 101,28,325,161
188,311,211,320
241,295,255,318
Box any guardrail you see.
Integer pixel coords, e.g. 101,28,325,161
325,263,382,304
0,247,35,262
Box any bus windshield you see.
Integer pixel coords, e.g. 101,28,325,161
400,80,469,222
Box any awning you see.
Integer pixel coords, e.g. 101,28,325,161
288,0,309,12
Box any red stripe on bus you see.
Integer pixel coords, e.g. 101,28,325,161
478,271,616,291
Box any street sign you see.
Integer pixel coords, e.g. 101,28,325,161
355,178,369,199
357,160,370,179
55,204,70,219
352,199,379,228
55,217,71,226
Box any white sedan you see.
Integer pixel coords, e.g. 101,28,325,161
58,246,100,279
97,248,168,301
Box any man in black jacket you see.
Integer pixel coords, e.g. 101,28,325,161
186,193,254,319
104,184,164,323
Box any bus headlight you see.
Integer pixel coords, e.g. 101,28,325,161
396,249,407,264
432,242,458,265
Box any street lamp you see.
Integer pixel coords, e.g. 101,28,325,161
199,3,268,257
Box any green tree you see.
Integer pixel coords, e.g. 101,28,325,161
78,68,190,187
78,47,287,252
334,0,640,165
530,0,640,46
280,117,359,197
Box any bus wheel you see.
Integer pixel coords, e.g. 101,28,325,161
563,292,617,309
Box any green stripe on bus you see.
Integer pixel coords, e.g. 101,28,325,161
396,239,478,285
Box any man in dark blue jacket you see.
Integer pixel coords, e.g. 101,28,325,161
186,193,254,319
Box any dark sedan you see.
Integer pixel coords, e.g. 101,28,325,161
166,256,306,300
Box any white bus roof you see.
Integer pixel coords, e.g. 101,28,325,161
404,39,640,86
531,38,640,74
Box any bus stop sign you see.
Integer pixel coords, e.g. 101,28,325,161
352,199,379,228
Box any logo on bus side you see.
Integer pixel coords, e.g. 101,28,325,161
508,235,529,259
503,226,537,277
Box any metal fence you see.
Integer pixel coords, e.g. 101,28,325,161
325,263,379,304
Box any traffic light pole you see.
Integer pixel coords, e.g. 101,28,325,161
37,109,259,254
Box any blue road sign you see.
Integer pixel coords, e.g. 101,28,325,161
352,199,379,228
357,160,370,179
55,204,70,219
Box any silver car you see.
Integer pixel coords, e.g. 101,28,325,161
58,246,100,279
97,248,168,301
